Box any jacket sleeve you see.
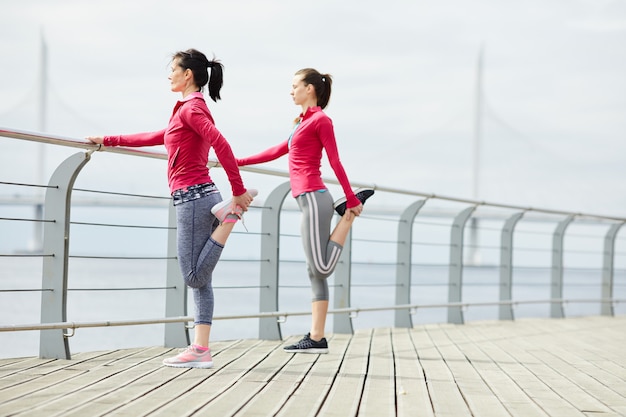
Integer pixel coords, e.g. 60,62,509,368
237,141,289,166
318,118,360,208
184,104,247,196
103,130,166,147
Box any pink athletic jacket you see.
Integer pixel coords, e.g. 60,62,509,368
103,92,246,196
237,106,359,208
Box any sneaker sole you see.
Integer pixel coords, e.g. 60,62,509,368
162,360,214,369
211,189,259,221
334,188,375,216
283,348,329,354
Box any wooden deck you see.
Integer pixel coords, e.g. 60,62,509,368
0,316,625,416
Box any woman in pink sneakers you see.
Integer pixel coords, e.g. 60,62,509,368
237,68,374,354
88,49,256,368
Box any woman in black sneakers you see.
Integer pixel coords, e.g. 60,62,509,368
237,68,374,353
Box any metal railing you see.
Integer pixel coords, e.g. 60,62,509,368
1,127,625,359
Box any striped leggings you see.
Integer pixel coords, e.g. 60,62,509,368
296,190,343,301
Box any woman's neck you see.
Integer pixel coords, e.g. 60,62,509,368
300,100,318,115
182,84,199,99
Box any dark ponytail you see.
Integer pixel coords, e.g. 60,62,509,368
295,68,333,109
207,60,224,102
173,48,224,102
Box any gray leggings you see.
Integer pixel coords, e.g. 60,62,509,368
296,191,343,302
175,191,223,325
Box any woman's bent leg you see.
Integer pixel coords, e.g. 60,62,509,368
165,191,244,368
297,191,342,281
175,194,233,341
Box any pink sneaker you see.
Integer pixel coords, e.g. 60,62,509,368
162,345,213,369
211,189,258,223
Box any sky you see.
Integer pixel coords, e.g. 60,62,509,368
1,0,625,218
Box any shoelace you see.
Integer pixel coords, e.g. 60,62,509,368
232,209,248,232
223,205,249,232
237,210,249,232
175,346,194,354
295,336,314,348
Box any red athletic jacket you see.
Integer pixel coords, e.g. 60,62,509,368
103,92,246,196
237,106,359,208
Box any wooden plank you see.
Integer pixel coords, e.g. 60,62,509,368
0,357,56,374
0,358,74,391
59,346,229,417
358,327,395,417
454,323,550,417
250,333,352,417
391,327,434,417
0,348,157,415
105,339,262,417
315,329,372,417
234,337,319,416
0,347,168,416
413,324,473,417
58,342,240,416
190,339,295,415
472,319,589,417
148,339,283,417
509,319,618,415
573,317,626,380
530,348,625,416
431,323,512,417
0,349,117,382
0,317,624,417
544,330,626,417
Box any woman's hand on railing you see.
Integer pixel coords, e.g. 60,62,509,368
86,136,104,144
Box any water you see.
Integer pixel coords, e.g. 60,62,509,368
1,256,623,359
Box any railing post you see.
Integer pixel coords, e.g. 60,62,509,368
259,181,292,340
499,211,525,320
333,224,353,334
395,199,427,328
447,206,477,324
601,222,625,316
164,203,189,347
40,151,91,359
551,215,575,318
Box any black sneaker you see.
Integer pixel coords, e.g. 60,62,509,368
333,188,375,216
283,333,329,354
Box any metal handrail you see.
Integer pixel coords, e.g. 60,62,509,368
2,127,626,222
2,126,625,358
1,298,622,334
